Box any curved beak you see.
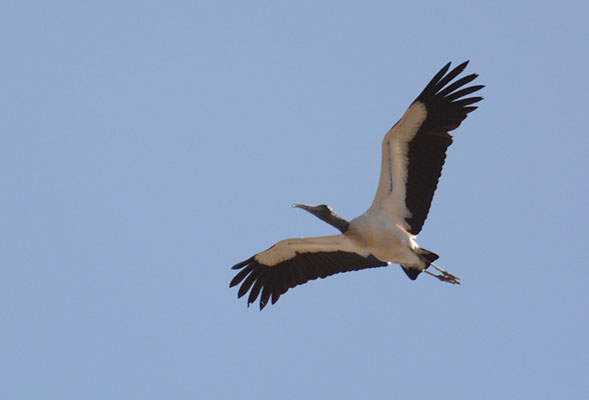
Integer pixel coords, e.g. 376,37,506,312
292,203,315,212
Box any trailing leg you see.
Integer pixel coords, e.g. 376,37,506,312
424,262,461,285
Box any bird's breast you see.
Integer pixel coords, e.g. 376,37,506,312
347,213,418,264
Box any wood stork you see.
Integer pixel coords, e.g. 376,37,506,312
230,61,484,309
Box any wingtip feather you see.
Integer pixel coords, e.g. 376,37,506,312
229,264,254,288
232,256,254,270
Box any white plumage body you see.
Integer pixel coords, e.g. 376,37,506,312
346,212,420,267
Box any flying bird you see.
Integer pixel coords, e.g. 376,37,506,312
230,61,484,309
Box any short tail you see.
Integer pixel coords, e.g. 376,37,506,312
401,248,439,280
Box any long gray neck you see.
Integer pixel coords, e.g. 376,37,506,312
311,206,349,233
319,210,349,233
294,203,350,233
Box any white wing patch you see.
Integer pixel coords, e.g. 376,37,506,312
254,234,372,266
369,102,427,226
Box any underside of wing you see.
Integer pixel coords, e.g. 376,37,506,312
229,235,388,309
370,61,484,234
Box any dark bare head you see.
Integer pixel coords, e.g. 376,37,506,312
292,203,349,233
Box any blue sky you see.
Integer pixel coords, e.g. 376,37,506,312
2,1,588,398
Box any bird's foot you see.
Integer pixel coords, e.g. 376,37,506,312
425,263,461,285
437,271,461,285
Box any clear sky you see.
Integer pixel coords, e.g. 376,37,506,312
2,1,588,399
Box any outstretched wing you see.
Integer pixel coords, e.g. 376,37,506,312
230,235,387,309
369,61,484,234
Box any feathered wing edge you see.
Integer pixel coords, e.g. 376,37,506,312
229,237,387,310
371,61,484,234
403,61,484,234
